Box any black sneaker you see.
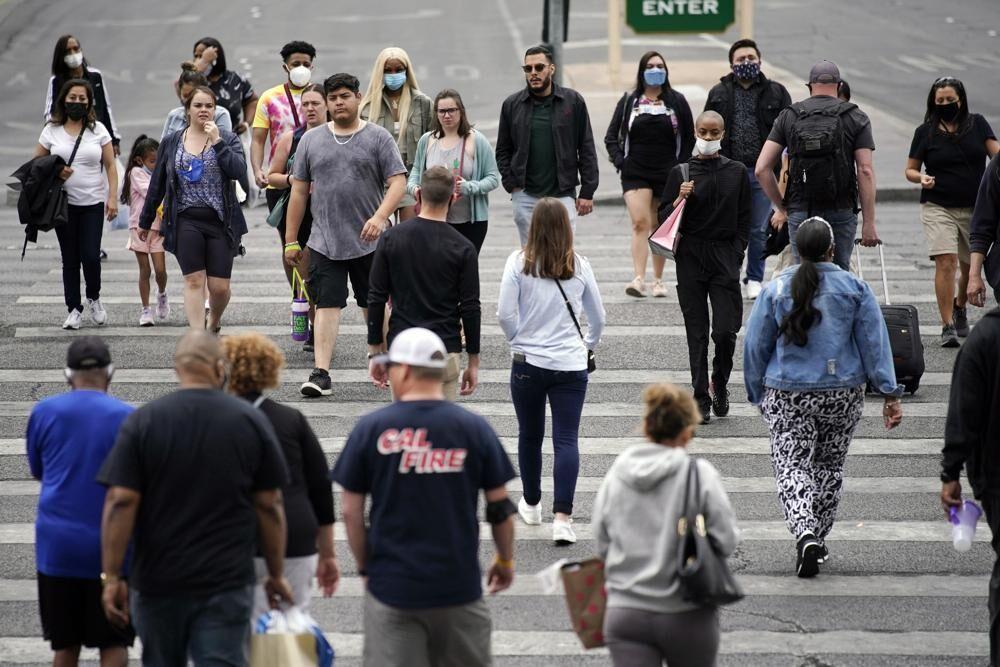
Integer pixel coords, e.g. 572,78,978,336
710,384,730,417
816,542,830,564
940,324,959,348
698,398,711,425
303,328,315,353
796,532,822,578
953,302,970,338
99,248,108,262
301,368,332,397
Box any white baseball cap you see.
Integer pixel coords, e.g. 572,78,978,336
374,327,448,369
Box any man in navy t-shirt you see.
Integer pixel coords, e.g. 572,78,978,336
26,337,135,663
333,327,517,667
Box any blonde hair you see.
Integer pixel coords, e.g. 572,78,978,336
642,383,700,443
220,333,285,397
360,47,422,151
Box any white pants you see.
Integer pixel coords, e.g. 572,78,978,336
251,554,318,623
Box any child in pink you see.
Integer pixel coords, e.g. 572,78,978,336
122,135,169,326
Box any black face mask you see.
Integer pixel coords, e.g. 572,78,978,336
65,102,88,121
937,101,960,122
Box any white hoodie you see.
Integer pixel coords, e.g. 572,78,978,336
592,443,741,613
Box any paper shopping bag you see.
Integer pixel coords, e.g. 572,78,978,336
249,632,319,667
560,558,607,649
648,198,686,260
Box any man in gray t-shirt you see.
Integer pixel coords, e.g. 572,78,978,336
284,73,406,398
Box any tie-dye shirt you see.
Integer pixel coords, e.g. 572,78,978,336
252,83,305,162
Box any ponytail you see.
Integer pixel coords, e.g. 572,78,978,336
777,217,835,347
120,134,159,206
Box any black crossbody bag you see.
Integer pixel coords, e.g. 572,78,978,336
553,278,596,374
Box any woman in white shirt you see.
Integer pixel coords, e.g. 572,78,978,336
497,198,606,544
35,78,118,330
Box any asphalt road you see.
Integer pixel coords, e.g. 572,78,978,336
0,1,994,665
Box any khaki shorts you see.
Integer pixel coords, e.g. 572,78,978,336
920,202,971,263
442,352,462,402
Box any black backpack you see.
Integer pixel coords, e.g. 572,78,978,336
787,101,857,210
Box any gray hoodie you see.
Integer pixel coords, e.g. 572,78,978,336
592,443,740,614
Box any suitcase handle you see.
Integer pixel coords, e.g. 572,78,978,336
853,239,891,306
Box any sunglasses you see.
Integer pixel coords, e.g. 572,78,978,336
522,63,549,74
934,76,960,85
437,107,460,116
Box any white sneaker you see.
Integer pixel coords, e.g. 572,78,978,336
746,280,763,300
62,310,82,330
553,517,577,545
139,307,155,327
625,276,646,298
156,291,170,321
517,497,542,526
88,298,107,326
651,279,668,298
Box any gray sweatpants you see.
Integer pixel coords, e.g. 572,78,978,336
604,606,720,667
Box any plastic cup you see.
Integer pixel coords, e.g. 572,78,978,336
949,500,982,552
291,297,309,342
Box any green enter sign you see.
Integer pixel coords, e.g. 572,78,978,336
626,0,736,33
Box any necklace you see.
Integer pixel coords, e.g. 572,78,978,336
333,130,358,145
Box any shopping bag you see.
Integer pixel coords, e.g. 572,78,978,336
648,198,685,260
560,558,607,649
290,268,311,342
252,608,335,667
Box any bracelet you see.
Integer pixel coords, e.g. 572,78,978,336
494,555,514,569
284,242,301,251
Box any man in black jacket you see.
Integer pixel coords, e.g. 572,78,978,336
496,45,599,246
967,153,1000,307
704,39,790,299
941,307,1000,664
659,111,751,423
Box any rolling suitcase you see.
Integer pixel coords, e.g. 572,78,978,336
854,241,924,394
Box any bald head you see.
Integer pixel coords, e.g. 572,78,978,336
696,110,725,129
174,330,226,388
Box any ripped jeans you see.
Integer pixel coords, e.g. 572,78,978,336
510,359,588,515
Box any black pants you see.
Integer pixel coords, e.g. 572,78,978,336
55,203,104,313
451,220,488,254
675,237,743,401
984,494,1000,665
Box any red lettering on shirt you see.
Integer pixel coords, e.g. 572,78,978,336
379,426,466,474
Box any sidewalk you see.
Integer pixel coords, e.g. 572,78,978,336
565,51,920,206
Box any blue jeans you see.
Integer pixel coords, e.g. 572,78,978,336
512,191,577,246
744,168,774,283
510,359,588,515
130,585,253,666
788,209,858,271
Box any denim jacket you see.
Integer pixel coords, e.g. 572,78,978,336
743,263,904,404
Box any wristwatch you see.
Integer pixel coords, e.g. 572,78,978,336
99,572,120,587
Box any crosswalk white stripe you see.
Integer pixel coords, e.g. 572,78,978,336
0,368,956,386
0,574,984,602
0,521,982,544
0,400,951,418
0,436,943,458
0,630,987,660
0,475,957,497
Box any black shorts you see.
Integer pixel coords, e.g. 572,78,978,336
621,159,667,196
175,207,235,279
267,189,313,247
308,249,373,309
37,572,135,650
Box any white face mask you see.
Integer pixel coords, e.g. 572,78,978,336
695,137,722,155
64,52,84,69
288,65,311,88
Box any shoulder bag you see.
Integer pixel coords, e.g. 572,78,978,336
676,458,744,606
553,278,596,373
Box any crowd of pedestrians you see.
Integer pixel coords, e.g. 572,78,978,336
21,26,1000,667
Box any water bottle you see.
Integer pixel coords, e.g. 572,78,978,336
949,500,982,552
291,297,309,342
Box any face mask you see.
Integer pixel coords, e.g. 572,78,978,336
937,101,960,122
64,52,84,69
643,68,667,87
65,102,88,120
695,137,722,155
732,61,760,81
142,165,154,176
384,72,407,91
287,65,311,88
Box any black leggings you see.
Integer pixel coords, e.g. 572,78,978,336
451,221,488,254
55,203,104,312
174,207,234,279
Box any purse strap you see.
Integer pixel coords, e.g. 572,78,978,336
284,84,302,129
679,162,690,182
66,125,86,168
679,457,702,535
553,278,584,342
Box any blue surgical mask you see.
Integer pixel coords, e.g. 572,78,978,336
384,72,407,91
643,68,667,87
142,165,154,176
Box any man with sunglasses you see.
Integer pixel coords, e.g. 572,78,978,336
497,45,599,246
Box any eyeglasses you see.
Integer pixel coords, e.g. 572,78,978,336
437,107,460,116
522,63,549,74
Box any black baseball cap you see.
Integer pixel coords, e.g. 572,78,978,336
66,336,112,370
808,60,842,84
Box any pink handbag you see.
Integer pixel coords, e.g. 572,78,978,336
649,198,685,260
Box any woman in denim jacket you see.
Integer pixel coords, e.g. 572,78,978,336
743,217,904,578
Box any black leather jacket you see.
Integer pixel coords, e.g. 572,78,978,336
704,73,791,161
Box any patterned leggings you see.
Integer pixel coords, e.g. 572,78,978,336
761,387,865,541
